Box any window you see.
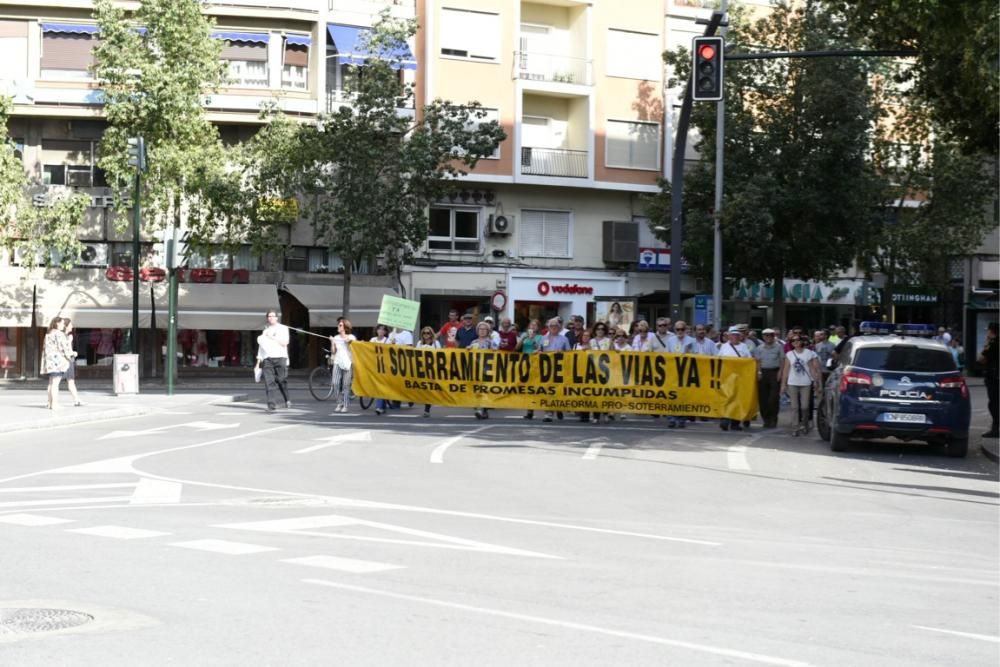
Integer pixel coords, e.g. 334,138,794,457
40,26,100,79
606,29,661,80
606,120,660,170
0,20,28,81
284,246,308,272
519,210,571,258
440,8,499,61
428,207,480,252
453,107,500,159
41,139,106,188
282,36,309,90
308,247,328,272
853,346,956,373
216,33,270,87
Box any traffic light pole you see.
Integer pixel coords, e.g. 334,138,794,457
670,11,724,322
131,169,141,354
712,0,729,333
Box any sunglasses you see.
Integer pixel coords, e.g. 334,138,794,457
675,327,686,331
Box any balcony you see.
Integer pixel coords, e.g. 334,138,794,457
520,147,587,178
513,51,592,86
325,89,415,119
328,0,416,21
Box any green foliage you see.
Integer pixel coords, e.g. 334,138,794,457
0,97,89,269
827,0,999,156
647,2,880,308
93,0,227,236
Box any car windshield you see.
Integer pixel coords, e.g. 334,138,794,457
853,345,956,373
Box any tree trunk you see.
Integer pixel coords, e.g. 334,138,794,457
342,257,352,320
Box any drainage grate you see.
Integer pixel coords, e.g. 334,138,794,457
0,608,95,636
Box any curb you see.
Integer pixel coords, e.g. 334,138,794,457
982,443,999,463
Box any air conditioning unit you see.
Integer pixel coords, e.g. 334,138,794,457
78,242,109,267
488,214,515,236
602,220,639,264
13,245,45,266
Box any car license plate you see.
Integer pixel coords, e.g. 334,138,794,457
884,413,927,424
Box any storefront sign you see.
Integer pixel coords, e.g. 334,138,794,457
638,247,688,272
731,278,859,304
105,267,250,284
351,343,759,419
537,281,594,296
33,193,115,209
377,295,420,331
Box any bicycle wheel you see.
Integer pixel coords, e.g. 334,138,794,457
308,366,335,401
358,395,373,410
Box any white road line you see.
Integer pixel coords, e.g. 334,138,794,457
285,556,404,574
0,483,135,493
912,626,1000,643
170,539,278,555
0,496,133,508
294,431,372,455
430,425,493,463
727,445,751,471
68,525,170,539
582,440,604,460
304,579,808,666
129,479,183,505
0,513,74,526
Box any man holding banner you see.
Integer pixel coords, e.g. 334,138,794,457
540,317,571,422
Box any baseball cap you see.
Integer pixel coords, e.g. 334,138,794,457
762,328,776,335
462,313,473,319
484,315,494,323
728,326,742,334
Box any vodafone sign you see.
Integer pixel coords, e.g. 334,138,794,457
537,281,594,297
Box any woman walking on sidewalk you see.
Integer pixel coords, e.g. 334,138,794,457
42,317,73,410
63,318,83,406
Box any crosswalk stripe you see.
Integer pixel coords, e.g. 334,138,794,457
68,525,171,539
0,496,133,508
170,539,278,555
0,513,74,526
281,555,404,574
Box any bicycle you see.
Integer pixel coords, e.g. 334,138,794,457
308,348,373,409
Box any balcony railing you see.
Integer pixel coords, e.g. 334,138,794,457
520,147,588,178
513,52,592,86
325,89,415,118
328,0,415,20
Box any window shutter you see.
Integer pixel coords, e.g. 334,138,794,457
607,29,660,80
440,9,467,56
633,122,659,169
0,19,27,37
519,210,545,257
284,43,308,67
605,121,631,167
0,20,28,80
41,33,96,71
221,41,268,62
541,211,570,257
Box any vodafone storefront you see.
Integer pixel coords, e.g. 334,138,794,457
507,271,626,328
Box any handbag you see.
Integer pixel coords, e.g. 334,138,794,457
254,367,262,383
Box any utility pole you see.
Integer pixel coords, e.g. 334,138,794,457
127,137,146,355
712,0,729,332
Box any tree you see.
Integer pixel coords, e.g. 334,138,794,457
0,96,89,269
827,0,999,156
92,0,228,241
647,1,880,331
249,13,505,317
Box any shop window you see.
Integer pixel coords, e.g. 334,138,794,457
519,209,571,258
428,207,480,252
0,327,18,376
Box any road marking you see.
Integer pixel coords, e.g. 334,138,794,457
0,483,135,493
284,556,404,574
294,431,372,454
68,525,170,539
98,421,241,440
912,625,1000,643
303,579,809,666
129,478,183,505
444,414,476,419
582,440,604,460
218,514,560,559
728,433,764,471
170,539,278,555
0,496,133,508
430,425,493,463
0,513,74,526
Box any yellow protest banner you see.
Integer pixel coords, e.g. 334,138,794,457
352,343,758,420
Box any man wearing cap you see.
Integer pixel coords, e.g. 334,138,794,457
752,328,784,428
455,313,478,348
717,326,753,431
482,315,501,346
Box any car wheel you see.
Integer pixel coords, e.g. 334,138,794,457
831,429,850,452
946,436,968,458
816,403,831,441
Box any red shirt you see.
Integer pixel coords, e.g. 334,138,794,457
438,321,461,339
497,329,518,351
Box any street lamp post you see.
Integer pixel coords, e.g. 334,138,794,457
127,137,146,355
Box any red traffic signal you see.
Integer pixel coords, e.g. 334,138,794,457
692,36,724,102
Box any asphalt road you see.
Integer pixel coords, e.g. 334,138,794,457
1,391,997,667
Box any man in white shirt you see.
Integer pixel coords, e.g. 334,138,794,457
666,321,696,354
650,317,676,352
483,316,501,346
717,326,753,431
256,310,290,412
390,328,414,346
690,324,717,355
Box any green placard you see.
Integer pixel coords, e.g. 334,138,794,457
377,295,420,331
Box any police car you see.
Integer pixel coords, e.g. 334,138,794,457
816,322,971,457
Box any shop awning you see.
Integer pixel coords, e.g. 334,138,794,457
175,284,279,331
0,274,35,327
283,284,396,329
326,23,416,70
33,278,164,329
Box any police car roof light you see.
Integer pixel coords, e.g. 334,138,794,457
896,323,936,336
859,321,894,335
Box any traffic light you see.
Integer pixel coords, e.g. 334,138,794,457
692,36,724,102
127,136,146,171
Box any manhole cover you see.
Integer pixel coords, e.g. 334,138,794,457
0,608,94,636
